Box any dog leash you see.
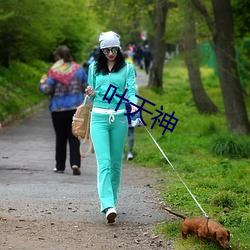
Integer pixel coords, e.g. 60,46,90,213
143,124,209,218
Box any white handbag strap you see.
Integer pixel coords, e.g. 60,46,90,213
83,94,88,105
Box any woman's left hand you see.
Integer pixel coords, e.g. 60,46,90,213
85,86,96,97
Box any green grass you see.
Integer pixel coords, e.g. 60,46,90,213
126,58,250,250
0,60,50,123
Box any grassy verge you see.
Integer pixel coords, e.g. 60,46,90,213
0,60,50,125
127,59,250,250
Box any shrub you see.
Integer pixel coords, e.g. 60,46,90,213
210,135,250,159
210,191,237,209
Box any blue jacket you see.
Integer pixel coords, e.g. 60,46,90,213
39,67,88,112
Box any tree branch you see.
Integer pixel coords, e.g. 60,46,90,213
167,1,178,9
190,0,216,37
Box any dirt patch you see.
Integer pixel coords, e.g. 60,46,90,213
0,216,174,250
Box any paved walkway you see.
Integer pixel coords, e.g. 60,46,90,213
135,68,149,88
0,106,163,223
0,71,173,249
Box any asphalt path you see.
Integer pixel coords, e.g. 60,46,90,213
0,69,172,249
0,106,166,223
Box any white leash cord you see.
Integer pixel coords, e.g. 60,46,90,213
144,125,209,218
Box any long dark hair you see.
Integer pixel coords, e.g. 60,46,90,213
95,48,126,75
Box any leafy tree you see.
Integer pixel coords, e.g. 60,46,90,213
0,0,99,67
183,1,218,113
232,0,250,40
91,0,155,47
190,0,250,134
0,0,57,66
232,0,250,95
164,2,184,44
53,1,99,62
148,0,177,89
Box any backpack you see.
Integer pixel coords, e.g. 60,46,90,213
72,95,93,158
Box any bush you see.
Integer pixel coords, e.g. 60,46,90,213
0,60,48,123
210,135,250,159
210,191,237,209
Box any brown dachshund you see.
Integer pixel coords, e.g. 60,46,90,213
162,207,231,249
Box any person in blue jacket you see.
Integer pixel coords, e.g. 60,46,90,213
85,31,138,223
39,45,88,175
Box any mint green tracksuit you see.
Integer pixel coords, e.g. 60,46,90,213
88,62,137,212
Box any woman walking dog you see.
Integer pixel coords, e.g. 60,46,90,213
85,31,138,223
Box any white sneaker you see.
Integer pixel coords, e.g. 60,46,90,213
127,152,133,160
53,168,64,173
105,207,117,223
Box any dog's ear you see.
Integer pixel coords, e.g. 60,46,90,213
227,230,230,240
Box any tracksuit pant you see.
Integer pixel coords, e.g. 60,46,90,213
90,110,128,212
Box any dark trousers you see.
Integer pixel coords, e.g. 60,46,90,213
51,110,80,171
144,59,151,74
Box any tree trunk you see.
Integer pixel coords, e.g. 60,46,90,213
184,4,218,114
191,0,250,134
212,0,250,134
147,0,168,89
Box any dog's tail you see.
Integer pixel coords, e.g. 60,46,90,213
162,206,187,220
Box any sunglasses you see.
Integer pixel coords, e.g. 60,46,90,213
102,47,119,55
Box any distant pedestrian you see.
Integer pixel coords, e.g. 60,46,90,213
85,31,138,223
134,45,144,69
39,45,88,175
123,52,137,160
87,46,99,69
143,44,152,74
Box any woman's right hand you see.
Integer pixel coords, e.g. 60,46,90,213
85,86,95,97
